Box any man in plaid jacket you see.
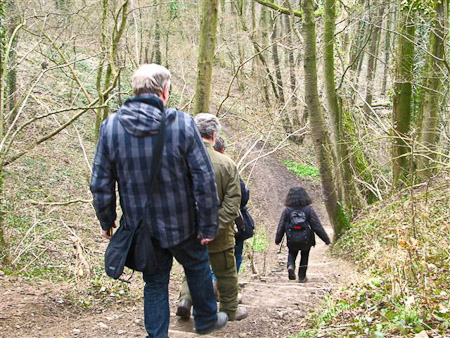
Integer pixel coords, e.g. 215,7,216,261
90,64,227,337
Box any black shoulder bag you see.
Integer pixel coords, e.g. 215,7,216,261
235,206,255,242
104,98,166,280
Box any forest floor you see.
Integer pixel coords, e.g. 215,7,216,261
0,148,360,338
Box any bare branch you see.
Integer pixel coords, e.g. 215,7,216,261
253,0,302,17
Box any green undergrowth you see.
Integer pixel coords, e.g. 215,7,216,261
295,174,450,337
250,228,268,252
282,159,319,178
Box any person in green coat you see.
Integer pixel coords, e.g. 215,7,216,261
176,113,248,321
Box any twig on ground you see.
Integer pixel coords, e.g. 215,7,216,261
31,198,92,206
74,126,92,173
12,227,61,265
61,219,90,278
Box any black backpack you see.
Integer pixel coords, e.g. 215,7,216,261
235,206,255,241
286,209,312,250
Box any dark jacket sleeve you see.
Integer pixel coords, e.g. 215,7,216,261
308,206,331,245
90,122,117,231
186,119,220,239
240,178,250,209
275,208,289,244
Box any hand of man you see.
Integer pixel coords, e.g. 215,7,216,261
102,222,117,240
197,234,214,245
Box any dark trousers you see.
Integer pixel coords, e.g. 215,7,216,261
287,248,311,279
143,235,217,337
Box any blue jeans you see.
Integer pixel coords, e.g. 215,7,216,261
143,235,218,337
234,240,244,273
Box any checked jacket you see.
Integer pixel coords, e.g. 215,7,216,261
90,94,220,248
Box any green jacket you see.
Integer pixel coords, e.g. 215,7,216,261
205,142,241,253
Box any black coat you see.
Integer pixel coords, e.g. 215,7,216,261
275,206,331,248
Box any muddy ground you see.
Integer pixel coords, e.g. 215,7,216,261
0,151,358,338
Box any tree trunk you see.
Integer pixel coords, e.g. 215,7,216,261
347,1,371,95
323,0,343,201
348,0,366,69
271,14,294,136
416,0,448,178
271,14,285,105
151,0,162,65
95,0,128,137
284,14,304,144
235,0,248,91
382,3,394,94
302,0,346,239
364,1,385,114
342,100,378,205
255,7,278,105
6,2,18,121
95,0,109,137
392,4,415,187
323,0,362,208
193,0,219,115
2,0,19,127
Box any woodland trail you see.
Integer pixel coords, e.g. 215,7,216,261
0,151,358,338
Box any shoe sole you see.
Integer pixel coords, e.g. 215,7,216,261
176,306,191,320
288,269,295,280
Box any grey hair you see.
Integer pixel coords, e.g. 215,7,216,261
194,113,221,140
213,136,226,152
132,64,171,96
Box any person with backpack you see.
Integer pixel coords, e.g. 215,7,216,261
275,187,331,283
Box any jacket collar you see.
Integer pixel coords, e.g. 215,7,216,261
124,94,165,112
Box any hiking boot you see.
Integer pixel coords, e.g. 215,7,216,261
196,311,228,335
298,276,308,283
288,267,296,280
176,299,192,320
231,306,248,321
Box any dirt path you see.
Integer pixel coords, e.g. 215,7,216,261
0,152,357,338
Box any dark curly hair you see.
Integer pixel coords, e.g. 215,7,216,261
284,187,312,207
